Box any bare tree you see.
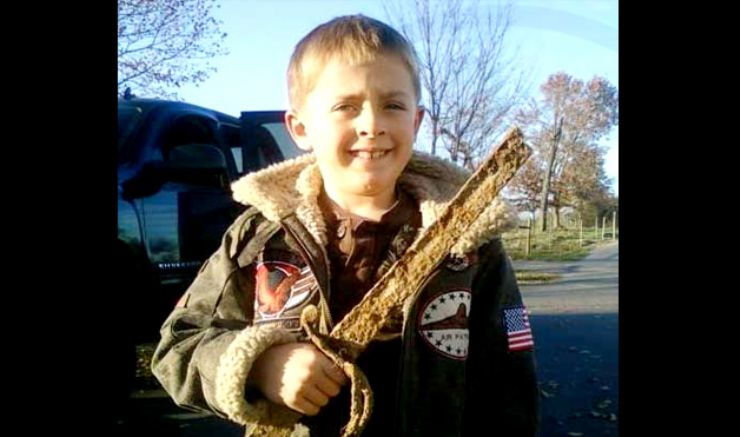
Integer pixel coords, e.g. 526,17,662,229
118,0,228,99
383,0,528,166
515,72,618,230
539,116,563,228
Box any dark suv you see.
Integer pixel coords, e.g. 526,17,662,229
116,97,300,395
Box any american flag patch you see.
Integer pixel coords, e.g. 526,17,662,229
503,306,534,351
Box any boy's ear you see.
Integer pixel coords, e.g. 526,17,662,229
285,110,313,152
414,106,425,137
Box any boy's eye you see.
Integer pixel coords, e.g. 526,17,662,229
386,102,406,111
333,104,357,112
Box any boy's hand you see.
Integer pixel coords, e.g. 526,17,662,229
248,342,348,416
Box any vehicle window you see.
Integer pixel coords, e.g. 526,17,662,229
219,122,244,174
231,147,244,174
158,115,238,177
118,198,141,246
160,116,215,158
138,184,240,264
262,122,302,159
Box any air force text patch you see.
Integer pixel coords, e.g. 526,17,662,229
418,289,472,360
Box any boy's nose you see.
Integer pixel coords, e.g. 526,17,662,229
355,108,386,138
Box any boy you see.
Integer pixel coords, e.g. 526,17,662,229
152,14,539,436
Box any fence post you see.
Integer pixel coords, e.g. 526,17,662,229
612,211,617,240
526,218,531,257
602,216,606,240
595,216,599,240
579,219,583,246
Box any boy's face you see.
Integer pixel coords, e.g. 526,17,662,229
286,54,424,205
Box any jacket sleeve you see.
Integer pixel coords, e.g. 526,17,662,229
150,208,299,426
463,238,540,436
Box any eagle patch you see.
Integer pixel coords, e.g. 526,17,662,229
254,261,315,319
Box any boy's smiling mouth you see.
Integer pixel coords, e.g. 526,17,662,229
349,149,391,160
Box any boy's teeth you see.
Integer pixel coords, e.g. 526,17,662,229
353,150,387,159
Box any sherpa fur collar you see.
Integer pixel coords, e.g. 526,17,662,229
230,151,517,255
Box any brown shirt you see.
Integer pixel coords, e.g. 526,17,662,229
313,188,422,435
318,188,422,324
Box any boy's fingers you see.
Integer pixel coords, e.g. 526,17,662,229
291,396,320,416
321,360,348,386
300,385,330,408
315,373,342,398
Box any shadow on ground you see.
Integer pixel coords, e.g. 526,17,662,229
531,312,619,437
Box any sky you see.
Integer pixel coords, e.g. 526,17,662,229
172,0,618,194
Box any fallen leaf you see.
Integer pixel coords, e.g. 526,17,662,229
567,432,583,436
609,413,617,421
540,389,554,398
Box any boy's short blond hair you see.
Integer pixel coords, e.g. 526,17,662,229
287,14,421,110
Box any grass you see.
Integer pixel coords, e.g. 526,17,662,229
520,245,592,262
503,226,617,262
515,270,561,284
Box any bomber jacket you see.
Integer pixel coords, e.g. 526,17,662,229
151,151,539,436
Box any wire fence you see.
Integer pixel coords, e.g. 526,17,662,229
502,211,618,260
